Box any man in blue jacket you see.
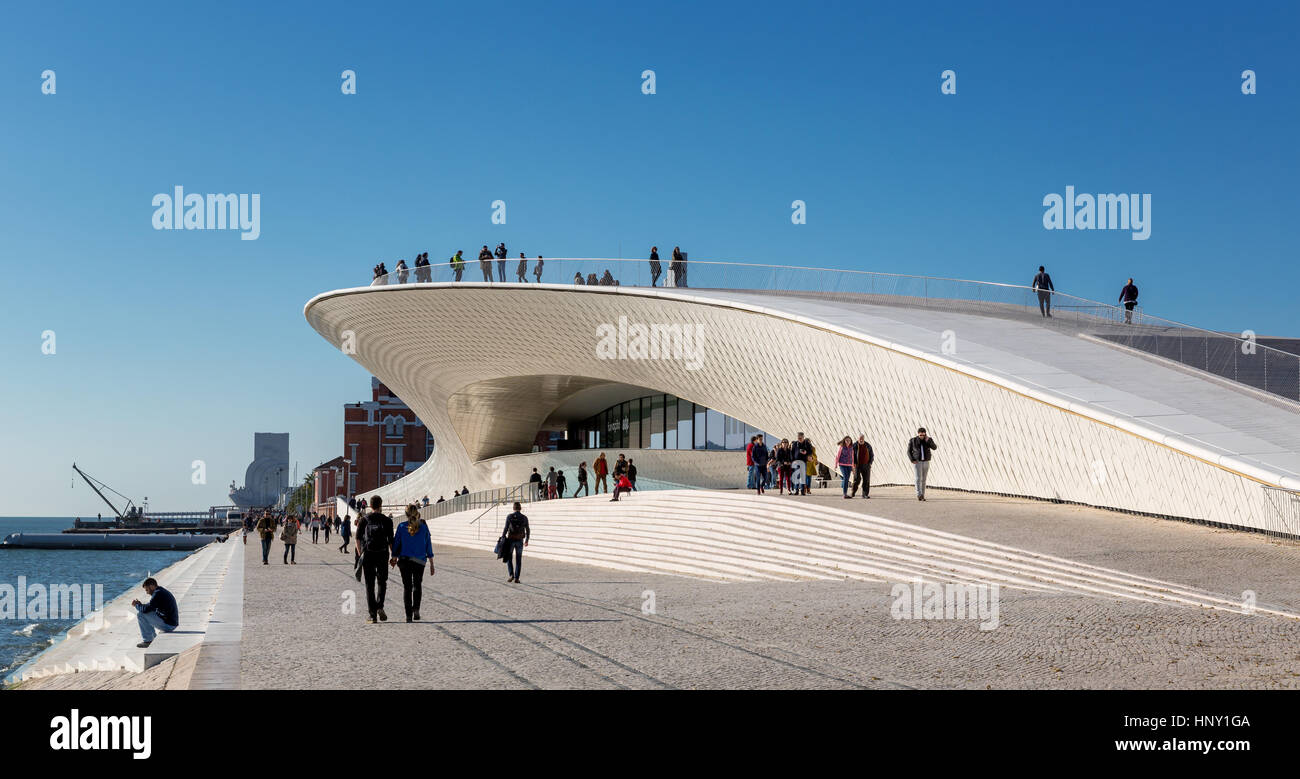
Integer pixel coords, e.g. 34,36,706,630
131,577,178,648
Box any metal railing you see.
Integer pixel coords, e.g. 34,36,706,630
361,257,1299,403
1261,486,1300,537
419,474,704,523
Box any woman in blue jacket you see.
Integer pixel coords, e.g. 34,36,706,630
390,504,435,622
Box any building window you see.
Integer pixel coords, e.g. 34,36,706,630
572,394,761,452
384,415,403,438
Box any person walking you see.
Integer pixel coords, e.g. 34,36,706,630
256,511,275,564
323,515,331,544
390,504,435,623
775,439,793,494
751,435,769,495
533,256,544,283
555,469,568,498
573,462,589,497
450,250,465,282
908,427,938,501
594,452,609,494
792,433,811,496
478,246,493,282
850,434,874,498
281,514,300,564
545,466,558,499
516,252,529,282
804,440,818,495
1118,278,1139,324
649,247,662,287
339,514,352,553
494,242,508,282
528,468,543,501
310,514,321,544
627,459,637,490
745,435,757,489
1033,265,1054,317
501,502,530,583
356,496,395,623
790,454,806,496
835,436,855,498
670,247,686,287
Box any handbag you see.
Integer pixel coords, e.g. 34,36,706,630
493,536,505,557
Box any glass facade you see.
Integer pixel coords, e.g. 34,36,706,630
570,393,769,452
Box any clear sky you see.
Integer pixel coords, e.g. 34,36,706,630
1,1,1296,516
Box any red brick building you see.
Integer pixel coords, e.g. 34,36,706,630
313,377,433,516
311,456,347,517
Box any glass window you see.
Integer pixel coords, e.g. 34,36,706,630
695,405,707,449
706,408,725,450
607,406,622,449
677,400,693,450
626,397,641,449
725,416,745,450
664,396,677,449
648,394,665,449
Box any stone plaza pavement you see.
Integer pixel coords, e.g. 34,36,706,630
240,488,1300,690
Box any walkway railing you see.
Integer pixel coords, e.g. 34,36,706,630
1261,486,1300,536
420,474,704,522
363,258,1299,402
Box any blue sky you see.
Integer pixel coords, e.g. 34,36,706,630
1,1,1296,516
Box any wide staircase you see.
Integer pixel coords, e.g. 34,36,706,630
430,490,1299,619
5,534,240,684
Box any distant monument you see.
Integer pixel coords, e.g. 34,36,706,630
229,432,290,508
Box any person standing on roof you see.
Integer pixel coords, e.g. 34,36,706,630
649,247,662,287
1118,278,1139,324
478,246,493,282
495,242,508,282
1033,265,1055,317
450,250,465,282
516,252,529,282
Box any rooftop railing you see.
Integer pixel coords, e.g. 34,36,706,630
362,257,1299,403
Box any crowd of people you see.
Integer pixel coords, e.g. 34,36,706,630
370,245,690,289
523,452,638,501
243,497,435,624
746,428,938,501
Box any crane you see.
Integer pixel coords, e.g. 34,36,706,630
71,463,141,521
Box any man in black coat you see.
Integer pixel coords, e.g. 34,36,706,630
1032,265,1054,317
355,495,395,623
850,434,874,498
907,427,938,501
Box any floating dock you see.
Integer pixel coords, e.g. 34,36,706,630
0,533,221,551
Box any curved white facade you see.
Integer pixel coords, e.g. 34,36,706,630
305,282,1300,534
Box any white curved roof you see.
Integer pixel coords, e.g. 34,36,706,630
683,289,1300,485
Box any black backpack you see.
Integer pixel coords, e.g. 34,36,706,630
361,514,390,553
505,514,527,541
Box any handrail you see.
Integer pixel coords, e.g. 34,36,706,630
361,257,1299,402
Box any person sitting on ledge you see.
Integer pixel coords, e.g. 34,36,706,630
610,473,634,502
131,577,178,648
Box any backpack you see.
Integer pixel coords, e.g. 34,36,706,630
361,514,389,553
505,514,527,541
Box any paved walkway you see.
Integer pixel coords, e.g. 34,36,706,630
240,491,1300,689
